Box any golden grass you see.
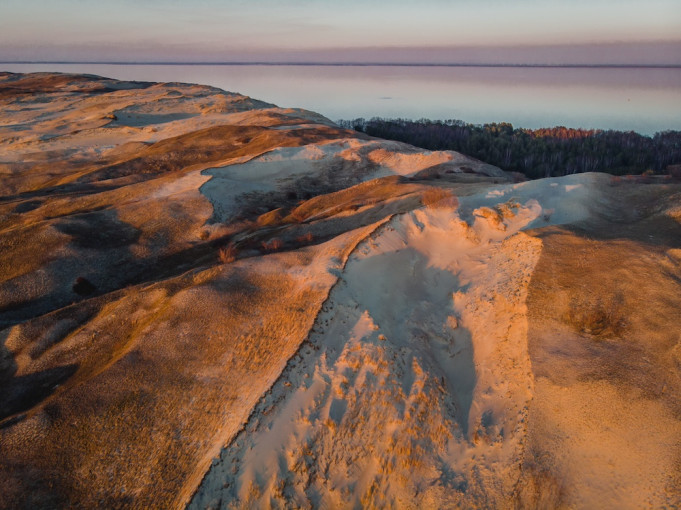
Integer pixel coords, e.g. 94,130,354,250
218,243,238,264
523,198,681,508
286,176,421,223
261,238,283,252
564,294,627,337
421,187,459,209
256,208,285,227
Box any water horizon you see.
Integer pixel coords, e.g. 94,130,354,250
2,63,680,136
4,61,681,68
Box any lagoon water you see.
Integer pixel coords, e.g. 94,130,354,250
2,63,680,135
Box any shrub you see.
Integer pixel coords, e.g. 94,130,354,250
73,277,96,296
261,238,283,252
564,294,626,337
218,243,237,264
295,232,314,245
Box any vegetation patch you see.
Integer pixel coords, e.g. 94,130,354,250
218,243,237,264
563,293,627,338
340,118,681,179
421,187,458,209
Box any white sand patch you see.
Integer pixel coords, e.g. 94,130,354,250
257,144,338,163
336,137,373,162
190,199,543,508
149,170,213,200
268,124,316,131
196,139,386,222
367,146,453,175
364,142,507,178
199,143,350,222
460,173,604,231
199,138,510,223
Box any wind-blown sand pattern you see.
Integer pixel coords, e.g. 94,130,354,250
1,73,680,509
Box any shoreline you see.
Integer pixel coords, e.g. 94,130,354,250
3,61,681,69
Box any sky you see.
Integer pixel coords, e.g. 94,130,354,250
1,0,680,65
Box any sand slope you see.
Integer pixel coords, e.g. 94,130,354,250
0,73,680,509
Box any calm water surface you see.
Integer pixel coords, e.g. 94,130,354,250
2,64,680,135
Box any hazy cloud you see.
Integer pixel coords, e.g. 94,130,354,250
1,0,679,63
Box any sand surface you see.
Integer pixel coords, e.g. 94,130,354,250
1,73,680,509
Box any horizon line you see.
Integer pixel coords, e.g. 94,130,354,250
2,61,681,69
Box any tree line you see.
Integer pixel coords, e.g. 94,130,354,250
337,118,681,180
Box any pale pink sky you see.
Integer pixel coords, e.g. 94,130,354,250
1,0,680,64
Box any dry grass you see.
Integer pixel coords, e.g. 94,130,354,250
514,462,564,510
261,238,283,252
296,232,314,245
0,73,385,509
286,175,420,223
421,187,458,209
0,228,372,509
256,208,285,227
563,294,627,338
5,72,681,510
524,197,681,508
218,243,238,264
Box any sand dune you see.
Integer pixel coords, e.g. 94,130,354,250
0,73,680,509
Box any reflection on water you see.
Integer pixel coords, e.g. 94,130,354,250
2,63,680,134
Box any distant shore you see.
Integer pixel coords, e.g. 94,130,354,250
340,117,681,179
2,61,681,68
2,64,679,136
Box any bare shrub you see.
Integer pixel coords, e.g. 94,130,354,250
73,277,96,296
668,164,681,181
638,169,654,184
564,294,626,337
421,188,458,209
261,238,283,252
295,232,314,245
218,243,237,264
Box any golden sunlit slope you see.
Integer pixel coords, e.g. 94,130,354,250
0,73,680,509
